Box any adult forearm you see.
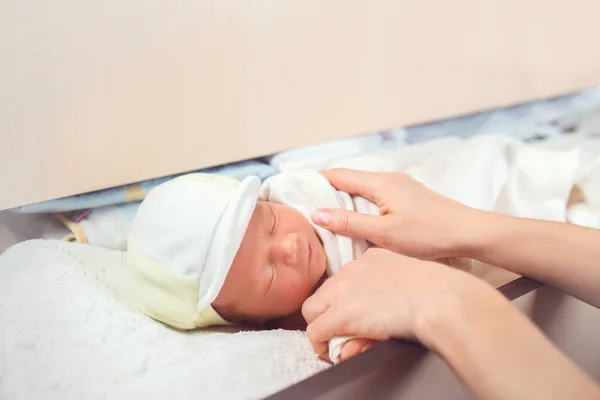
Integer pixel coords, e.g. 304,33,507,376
463,212,600,308
420,286,600,400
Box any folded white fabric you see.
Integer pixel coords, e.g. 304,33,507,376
126,173,261,330
532,133,600,228
260,133,585,363
332,134,581,221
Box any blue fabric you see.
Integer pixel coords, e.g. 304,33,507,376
405,87,600,144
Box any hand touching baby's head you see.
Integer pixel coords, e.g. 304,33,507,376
212,201,327,324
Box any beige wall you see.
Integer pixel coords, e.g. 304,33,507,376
2,0,600,210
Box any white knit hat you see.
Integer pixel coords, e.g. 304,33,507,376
126,173,261,330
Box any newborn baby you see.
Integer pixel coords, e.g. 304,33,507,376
127,134,581,363
127,170,384,363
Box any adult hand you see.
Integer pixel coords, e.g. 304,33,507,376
302,248,491,361
303,248,600,400
312,169,481,263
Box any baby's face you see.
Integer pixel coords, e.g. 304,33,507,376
212,201,327,323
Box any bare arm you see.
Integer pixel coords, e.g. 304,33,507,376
303,249,600,400
425,277,600,400
465,212,600,308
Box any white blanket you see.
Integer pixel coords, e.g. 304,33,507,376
329,133,600,226
0,240,328,400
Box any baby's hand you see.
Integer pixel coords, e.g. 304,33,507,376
340,338,380,361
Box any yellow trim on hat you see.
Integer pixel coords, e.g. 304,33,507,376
127,245,230,330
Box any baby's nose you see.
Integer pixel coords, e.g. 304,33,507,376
276,233,298,265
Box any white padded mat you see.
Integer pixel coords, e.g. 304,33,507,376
0,240,328,400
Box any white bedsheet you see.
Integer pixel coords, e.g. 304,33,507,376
0,240,328,400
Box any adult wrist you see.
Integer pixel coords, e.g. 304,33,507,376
454,209,512,262
413,273,506,353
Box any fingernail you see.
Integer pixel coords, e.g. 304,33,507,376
360,345,371,354
313,210,331,226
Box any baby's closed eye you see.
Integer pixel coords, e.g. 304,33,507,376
263,263,276,297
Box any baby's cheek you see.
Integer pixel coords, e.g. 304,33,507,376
277,271,314,310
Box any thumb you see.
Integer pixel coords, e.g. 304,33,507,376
312,209,383,241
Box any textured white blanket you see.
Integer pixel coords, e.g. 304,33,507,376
0,240,328,400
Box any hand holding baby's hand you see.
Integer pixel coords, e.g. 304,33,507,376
302,248,489,360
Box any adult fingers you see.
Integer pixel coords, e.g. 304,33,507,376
302,280,335,325
319,169,384,204
312,208,385,243
339,338,379,362
306,306,349,347
308,335,331,363
302,293,334,362
305,310,346,363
